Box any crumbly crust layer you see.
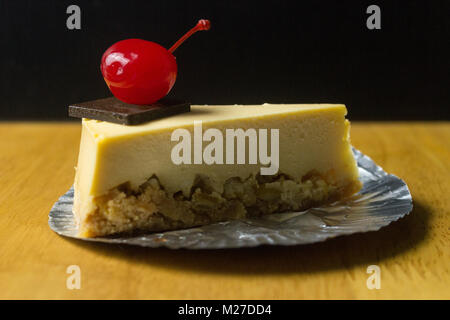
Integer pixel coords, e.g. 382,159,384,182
81,172,361,237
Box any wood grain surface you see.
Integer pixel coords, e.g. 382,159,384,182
0,122,448,300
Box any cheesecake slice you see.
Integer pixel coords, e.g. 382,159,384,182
73,104,361,237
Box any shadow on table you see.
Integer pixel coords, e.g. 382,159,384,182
66,200,430,275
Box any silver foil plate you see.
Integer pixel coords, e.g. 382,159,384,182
48,148,413,249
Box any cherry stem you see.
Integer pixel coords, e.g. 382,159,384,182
169,19,211,53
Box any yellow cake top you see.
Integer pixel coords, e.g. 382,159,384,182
82,104,347,139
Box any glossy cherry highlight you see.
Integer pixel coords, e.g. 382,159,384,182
100,19,210,105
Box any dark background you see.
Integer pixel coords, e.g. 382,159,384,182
0,0,449,120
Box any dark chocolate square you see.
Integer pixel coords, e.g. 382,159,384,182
68,97,190,125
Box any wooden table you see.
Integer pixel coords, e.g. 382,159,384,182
0,122,448,300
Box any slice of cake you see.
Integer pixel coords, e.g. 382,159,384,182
73,104,361,237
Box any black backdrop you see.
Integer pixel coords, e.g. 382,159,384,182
0,0,449,120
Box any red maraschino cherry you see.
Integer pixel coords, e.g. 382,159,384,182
100,19,210,105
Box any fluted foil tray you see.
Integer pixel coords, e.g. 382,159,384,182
48,148,413,249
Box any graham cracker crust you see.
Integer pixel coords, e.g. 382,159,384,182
79,171,361,237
